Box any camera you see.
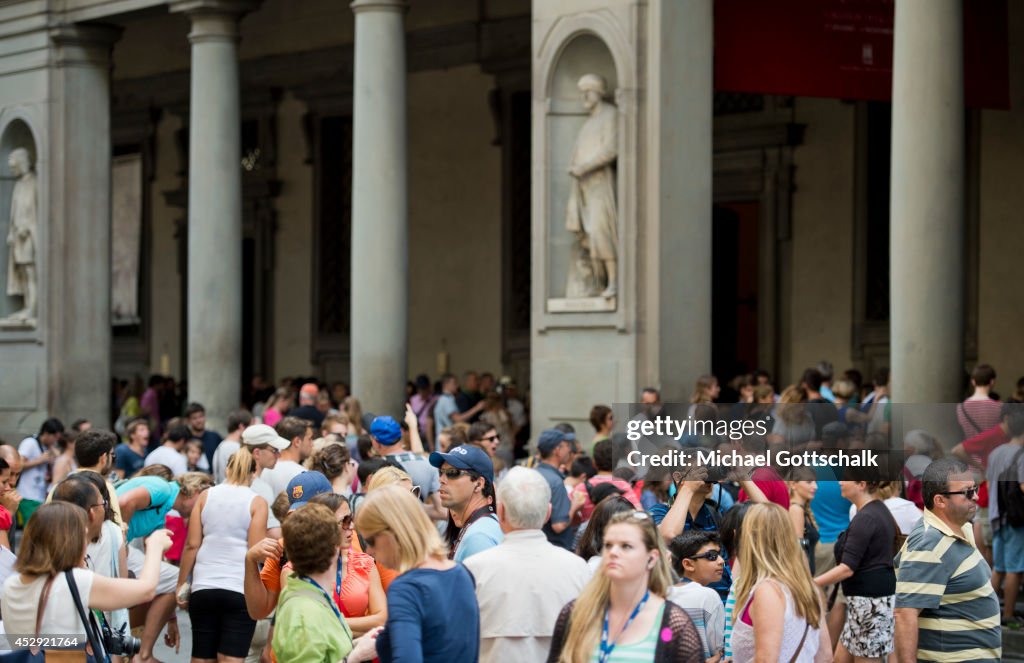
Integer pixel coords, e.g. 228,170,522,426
101,618,141,658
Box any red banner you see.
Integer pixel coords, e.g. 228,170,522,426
714,0,1010,109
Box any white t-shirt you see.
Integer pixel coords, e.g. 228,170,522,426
260,461,305,498
251,476,280,530
212,440,241,484
2,568,96,636
850,496,922,535
16,437,48,503
667,581,726,659
145,446,189,477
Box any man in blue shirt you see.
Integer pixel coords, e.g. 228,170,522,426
117,472,213,663
185,401,223,465
535,429,585,549
429,445,503,562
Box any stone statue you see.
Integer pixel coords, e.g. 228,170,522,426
4,148,38,326
565,73,618,299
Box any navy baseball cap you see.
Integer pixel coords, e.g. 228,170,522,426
370,416,402,445
537,428,574,454
429,445,494,484
286,471,333,511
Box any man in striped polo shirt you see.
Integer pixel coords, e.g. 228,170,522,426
894,457,1000,662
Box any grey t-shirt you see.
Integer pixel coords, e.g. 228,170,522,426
985,442,1024,530
387,452,440,500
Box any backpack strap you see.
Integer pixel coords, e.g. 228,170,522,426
958,403,984,437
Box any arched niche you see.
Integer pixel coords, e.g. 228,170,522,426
545,32,619,305
0,119,38,319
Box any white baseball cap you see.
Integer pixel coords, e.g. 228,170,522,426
242,424,291,450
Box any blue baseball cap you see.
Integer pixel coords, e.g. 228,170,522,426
537,428,575,454
429,445,494,484
370,416,402,445
286,471,333,511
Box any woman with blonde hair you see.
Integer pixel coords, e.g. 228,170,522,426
549,510,702,663
731,503,830,662
771,385,816,447
355,485,479,662
344,397,367,437
686,375,720,418
177,447,269,663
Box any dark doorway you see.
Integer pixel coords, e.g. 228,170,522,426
712,202,760,383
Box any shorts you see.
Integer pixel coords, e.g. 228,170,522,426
245,618,272,663
840,595,894,658
189,589,256,659
993,525,1024,573
125,545,178,595
978,507,992,546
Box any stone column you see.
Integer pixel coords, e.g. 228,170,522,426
172,0,257,431
648,0,713,400
50,25,122,427
890,0,964,403
350,0,408,417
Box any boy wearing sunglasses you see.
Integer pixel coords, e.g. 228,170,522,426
667,530,726,662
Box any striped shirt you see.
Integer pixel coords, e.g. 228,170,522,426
667,582,725,659
894,508,1000,662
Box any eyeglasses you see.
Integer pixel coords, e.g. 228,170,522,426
440,468,471,480
337,515,353,530
481,434,500,443
689,550,722,562
89,499,109,512
256,446,281,456
940,487,979,501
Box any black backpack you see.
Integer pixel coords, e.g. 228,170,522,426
997,447,1024,528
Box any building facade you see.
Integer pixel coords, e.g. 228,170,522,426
0,0,1022,439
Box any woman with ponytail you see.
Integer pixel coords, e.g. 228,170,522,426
177,443,270,662
548,510,702,663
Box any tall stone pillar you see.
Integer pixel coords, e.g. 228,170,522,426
50,25,122,427
890,0,964,403
172,0,257,431
648,0,713,400
350,0,408,418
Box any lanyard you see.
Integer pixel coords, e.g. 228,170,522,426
299,571,344,625
448,505,495,560
598,590,649,663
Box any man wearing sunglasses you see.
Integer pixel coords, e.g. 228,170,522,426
894,457,1000,663
667,530,726,662
429,445,503,562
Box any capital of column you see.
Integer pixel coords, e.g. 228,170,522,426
350,0,407,15
50,24,122,67
170,0,260,43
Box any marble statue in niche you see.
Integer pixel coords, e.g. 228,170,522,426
565,73,618,300
3,147,38,327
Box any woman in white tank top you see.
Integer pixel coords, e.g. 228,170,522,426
177,447,269,662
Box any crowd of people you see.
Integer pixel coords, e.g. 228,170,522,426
0,361,1019,662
